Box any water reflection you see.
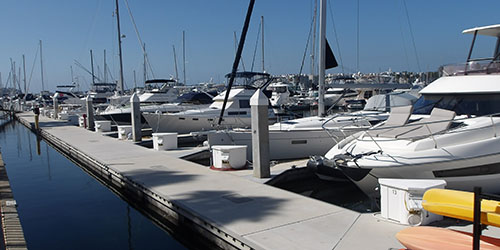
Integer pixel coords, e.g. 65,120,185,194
0,116,186,250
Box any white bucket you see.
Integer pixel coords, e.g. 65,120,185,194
152,133,178,150
118,125,133,140
212,145,247,170
95,120,112,133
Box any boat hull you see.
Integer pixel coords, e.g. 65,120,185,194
143,113,253,134
342,151,500,199
208,129,343,160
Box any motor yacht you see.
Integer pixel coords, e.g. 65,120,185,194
143,72,275,134
317,24,500,199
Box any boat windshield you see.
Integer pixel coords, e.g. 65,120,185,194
413,94,500,116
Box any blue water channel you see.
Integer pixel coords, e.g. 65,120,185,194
0,117,187,250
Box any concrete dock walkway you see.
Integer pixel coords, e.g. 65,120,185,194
14,112,446,249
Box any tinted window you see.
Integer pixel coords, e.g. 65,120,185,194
413,94,500,116
239,100,250,108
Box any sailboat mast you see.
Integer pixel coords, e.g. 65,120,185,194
70,66,74,83
90,50,96,85
39,40,45,92
182,31,186,85
23,55,27,100
143,43,147,83
18,67,22,91
318,0,326,116
261,16,265,73
115,0,125,94
172,45,179,81
311,0,318,78
133,70,137,89
10,59,16,91
104,49,107,83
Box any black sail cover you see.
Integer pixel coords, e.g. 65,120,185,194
326,39,338,69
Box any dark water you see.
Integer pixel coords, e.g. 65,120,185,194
0,117,186,250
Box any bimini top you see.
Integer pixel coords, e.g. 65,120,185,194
463,24,500,37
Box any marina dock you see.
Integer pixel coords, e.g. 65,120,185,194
0,152,27,249
13,112,500,249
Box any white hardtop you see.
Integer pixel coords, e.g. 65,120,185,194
378,178,447,191
420,75,500,94
212,88,250,101
463,24,500,37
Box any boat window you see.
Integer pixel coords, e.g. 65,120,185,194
239,100,250,109
434,162,500,177
228,111,247,115
413,94,500,116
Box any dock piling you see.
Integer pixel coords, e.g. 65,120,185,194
53,95,59,119
130,93,142,142
250,89,270,178
86,97,95,131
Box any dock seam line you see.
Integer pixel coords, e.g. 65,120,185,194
241,209,351,237
331,213,362,250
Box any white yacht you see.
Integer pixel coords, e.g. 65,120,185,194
96,79,201,125
138,79,180,104
208,91,417,160
319,24,500,198
267,81,293,108
143,72,276,134
323,88,358,107
87,82,117,104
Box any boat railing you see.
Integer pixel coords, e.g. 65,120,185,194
321,104,414,143
442,61,500,76
342,112,500,152
320,112,374,144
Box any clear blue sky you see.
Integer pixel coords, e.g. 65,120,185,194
2,0,500,93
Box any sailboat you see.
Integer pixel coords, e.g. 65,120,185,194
208,0,417,160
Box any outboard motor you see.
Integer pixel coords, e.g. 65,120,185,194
306,155,348,181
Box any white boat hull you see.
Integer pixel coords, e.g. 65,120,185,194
339,134,500,198
208,129,343,160
143,113,253,134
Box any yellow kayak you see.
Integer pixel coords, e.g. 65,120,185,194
422,189,500,228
